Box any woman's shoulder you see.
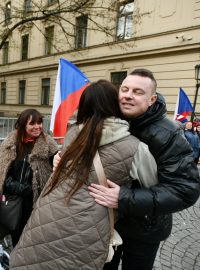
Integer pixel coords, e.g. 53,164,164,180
0,130,17,149
43,133,56,142
41,133,59,150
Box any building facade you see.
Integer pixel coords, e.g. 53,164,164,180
0,0,199,118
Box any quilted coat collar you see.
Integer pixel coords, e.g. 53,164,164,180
99,117,130,146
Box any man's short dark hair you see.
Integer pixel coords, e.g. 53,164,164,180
129,68,157,93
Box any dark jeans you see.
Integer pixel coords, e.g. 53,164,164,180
104,238,160,270
11,196,33,247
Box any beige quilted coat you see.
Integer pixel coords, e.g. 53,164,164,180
10,118,157,270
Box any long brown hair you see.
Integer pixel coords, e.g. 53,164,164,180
15,109,44,157
45,80,123,199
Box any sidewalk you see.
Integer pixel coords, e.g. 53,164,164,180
153,198,200,269
154,164,200,269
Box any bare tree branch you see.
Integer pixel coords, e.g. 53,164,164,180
0,0,117,50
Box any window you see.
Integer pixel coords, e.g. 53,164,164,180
41,78,50,105
45,26,54,55
75,15,88,49
5,2,11,24
24,0,32,13
47,0,57,5
21,34,29,60
2,41,9,64
111,71,127,89
0,82,6,104
19,80,26,104
116,1,134,40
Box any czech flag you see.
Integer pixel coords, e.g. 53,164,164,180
50,58,90,138
173,88,194,123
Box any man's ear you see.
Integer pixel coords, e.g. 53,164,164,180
149,95,157,106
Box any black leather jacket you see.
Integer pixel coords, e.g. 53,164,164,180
116,93,200,243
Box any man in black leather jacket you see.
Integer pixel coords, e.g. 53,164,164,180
88,69,200,270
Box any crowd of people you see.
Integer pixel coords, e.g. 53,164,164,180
0,69,199,270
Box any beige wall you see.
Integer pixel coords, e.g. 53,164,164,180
0,0,200,118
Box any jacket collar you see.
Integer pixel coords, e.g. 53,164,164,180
130,93,167,129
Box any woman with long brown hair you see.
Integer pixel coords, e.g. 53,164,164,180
0,109,58,247
10,80,157,270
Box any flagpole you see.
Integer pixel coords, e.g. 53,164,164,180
191,82,199,122
192,64,200,122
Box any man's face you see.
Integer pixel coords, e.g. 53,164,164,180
119,75,157,118
185,121,192,130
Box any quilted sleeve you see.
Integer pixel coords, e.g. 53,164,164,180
130,142,158,188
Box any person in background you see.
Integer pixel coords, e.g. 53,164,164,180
0,109,58,247
10,80,158,270
88,69,200,270
196,124,200,135
184,121,200,164
196,124,200,163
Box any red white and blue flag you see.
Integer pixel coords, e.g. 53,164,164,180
50,58,90,137
173,88,194,123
